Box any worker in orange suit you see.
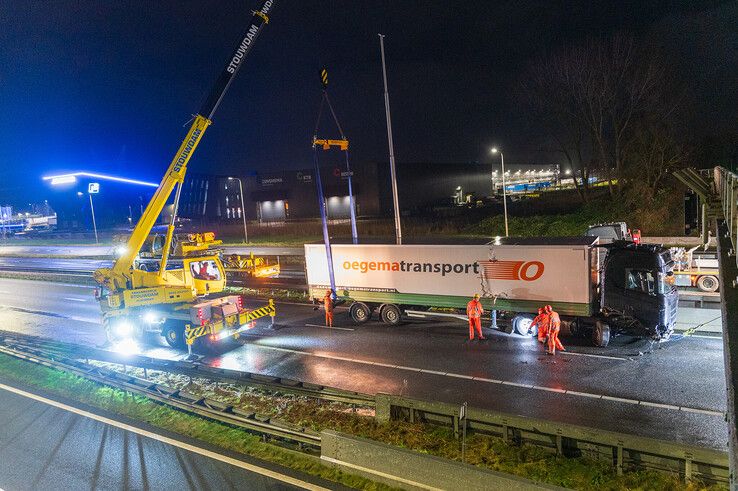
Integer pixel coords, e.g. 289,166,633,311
545,305,565,355
323,290,334,327
531,307,549,345
467,294,486,340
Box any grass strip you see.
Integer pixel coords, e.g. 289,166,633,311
0,352,394,491
93,363,724,491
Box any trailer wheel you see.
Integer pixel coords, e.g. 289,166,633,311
349,302,371,324
697,275,719,293
592,321,610,347
163,322,187,349
512,315,535,336
380,304,402,325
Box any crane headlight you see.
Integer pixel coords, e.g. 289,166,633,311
114,321,134,337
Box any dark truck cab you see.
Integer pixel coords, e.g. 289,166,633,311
597,241,678,343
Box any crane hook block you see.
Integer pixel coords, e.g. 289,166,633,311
320,68,328,87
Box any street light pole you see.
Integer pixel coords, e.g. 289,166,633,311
379,33,402,245
491,147,509,237
88,192,99,244
229,177,248,243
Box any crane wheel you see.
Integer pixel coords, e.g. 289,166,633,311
163,322,187,349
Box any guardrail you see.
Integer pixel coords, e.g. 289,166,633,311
0,331,374,407
715,166,738,267
375,393,729,484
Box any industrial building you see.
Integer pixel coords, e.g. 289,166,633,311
43,162,563,230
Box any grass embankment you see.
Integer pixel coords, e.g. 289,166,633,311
466,191,685,238
0,353,390,490
1,352,719,491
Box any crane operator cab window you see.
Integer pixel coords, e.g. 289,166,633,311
190,260,222,281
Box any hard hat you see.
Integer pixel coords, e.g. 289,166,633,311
473,293,480,299
545,305,552,313
538,307,544,314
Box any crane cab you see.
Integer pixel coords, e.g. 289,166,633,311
183,255,226,295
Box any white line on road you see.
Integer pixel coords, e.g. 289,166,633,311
304,323,354,331
63,297,87,302
0,382,329,491
558,351,627,361
253,345,724,417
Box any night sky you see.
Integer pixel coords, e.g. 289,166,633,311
0,1,735,207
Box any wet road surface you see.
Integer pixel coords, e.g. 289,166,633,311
0,380,334,490
0,277,728,450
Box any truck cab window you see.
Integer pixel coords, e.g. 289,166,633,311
190,260,222,281
625,269,656,296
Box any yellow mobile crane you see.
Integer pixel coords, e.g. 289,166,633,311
94,1,275,351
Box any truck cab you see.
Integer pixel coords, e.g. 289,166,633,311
600,242,678,339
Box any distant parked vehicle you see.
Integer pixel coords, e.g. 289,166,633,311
670,246,720,293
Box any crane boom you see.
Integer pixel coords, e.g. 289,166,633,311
99,1,274,291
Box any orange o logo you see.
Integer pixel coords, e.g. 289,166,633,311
519,261,544,281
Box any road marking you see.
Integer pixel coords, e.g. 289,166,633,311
63,297,87,302
253,345,723,417
639,400,681,411
0,290,11,295
559,351,627,361
304,323,354,331
0,382,329,490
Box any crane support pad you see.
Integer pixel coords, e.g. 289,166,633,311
185,299,276,345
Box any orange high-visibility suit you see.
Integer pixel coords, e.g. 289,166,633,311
547,308,565,354
531,309,549,343
323,292,334,327
467,297,485,340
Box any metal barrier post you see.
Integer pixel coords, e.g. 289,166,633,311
269,298,275,328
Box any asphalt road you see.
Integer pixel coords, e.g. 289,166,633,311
0,244,304,257
0,381,333,490
0,277,728,451
0,257,305,283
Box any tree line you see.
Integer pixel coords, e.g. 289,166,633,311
522,33,687,202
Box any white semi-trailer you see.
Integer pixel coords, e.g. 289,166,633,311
305,238,678,347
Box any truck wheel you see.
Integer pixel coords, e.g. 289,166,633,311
350,302,371,324
380,304,402,325
512,315,535,336
697,275,719,293
163,322,187,349
592,321,610,347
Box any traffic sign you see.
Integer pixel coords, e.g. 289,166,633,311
88,182,100,194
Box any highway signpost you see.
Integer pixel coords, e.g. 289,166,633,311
88,182,99,244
